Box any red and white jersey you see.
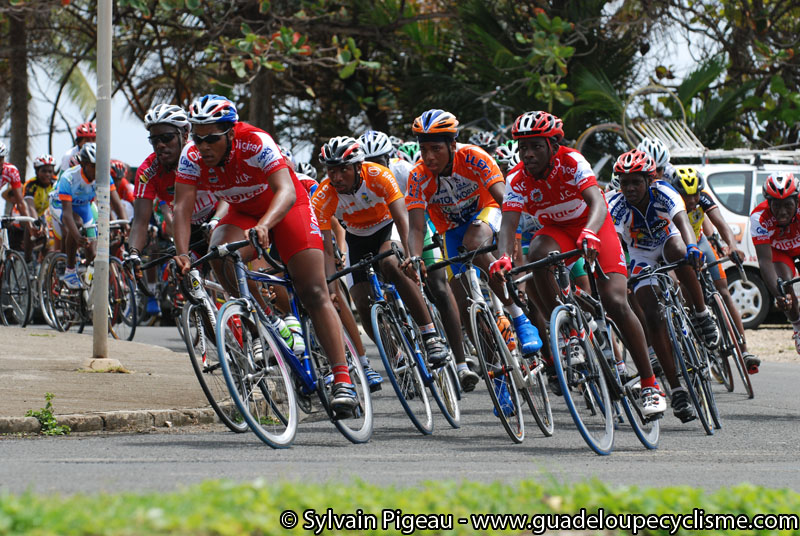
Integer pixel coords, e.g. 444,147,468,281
1,162,22,190
751,199,800,254
136,152,217,224
175,122,292,211
502,146,598,227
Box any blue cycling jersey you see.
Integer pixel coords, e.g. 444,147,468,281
607,180,686,251
50,166,110,209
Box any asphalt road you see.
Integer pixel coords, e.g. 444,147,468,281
1,327,798,495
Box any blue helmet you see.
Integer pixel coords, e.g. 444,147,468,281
188,94,239,125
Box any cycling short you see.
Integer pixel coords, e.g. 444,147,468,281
627,234,691,292
345,222,400,287
441,206,501,280
698,235,725,281
218,187,322,263
49,203,97,240
532,214,627,278
772,247,800,276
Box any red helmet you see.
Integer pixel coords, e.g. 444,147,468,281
110,159,128,181
763,173,798,200
75,122,96,139
613,149,656,180
511,111,564,142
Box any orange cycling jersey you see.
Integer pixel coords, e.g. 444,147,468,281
405,144,504,233
311,161,403,237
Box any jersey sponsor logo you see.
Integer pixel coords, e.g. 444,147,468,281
530,188,543,203
464,154,489,171
754,224,769,235
234,140,262,153
367,166,380,177
179,156,200,177
235,172,251,185
137,173,149,186
256,146,275,167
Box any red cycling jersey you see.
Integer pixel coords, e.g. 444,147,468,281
135,152,217,224
751,199,800,260
1,162,22,190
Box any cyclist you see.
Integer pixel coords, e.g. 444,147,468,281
50,142,127,289
22,154,56,262
404,109,542,359
59,122,96,173
672,166,760,373
171,94,358,412
637,137,676,183
491,113,666,418
751,173,800,355
313,136,448,376
0,142,36,236
358,129,480,389
606,149,720,421
111,159,135,220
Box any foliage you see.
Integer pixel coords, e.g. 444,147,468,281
24,393,71,436
0,478,799,535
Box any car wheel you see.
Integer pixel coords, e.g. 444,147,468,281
727,269,770,329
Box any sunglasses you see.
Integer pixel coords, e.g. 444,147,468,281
148,132,178,146
191,128,231,146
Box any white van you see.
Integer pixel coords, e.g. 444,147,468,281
693,162,800,328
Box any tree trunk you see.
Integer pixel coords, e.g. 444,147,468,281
248,69,274,135
9,13,28,179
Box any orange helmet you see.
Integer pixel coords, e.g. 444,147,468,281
412,109,459,142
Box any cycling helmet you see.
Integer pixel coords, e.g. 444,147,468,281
398,141,421,164
608,173,621,191
412,109,459,142
469,130,495,149
613,149,656,179
279,145,294,164
319,136,364,167
188,94,239,124
33,154,55,169
636,137,670,169
0,142,7,158
763,173,799,200
494,140,519,167
144,103,190,132
67,154,81,168
388,135,404,150
75,122,97,139
296,161,318,181
110,159,128,181
672,166,705,195
358,130,394,158
79,142,97,164
511,111,564,142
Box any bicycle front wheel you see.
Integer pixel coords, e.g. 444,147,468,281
371,302,433,435
181,301,247,433
551,305,614,455
717,294,754,399
108,257,137,341
0,250,31,327
216,300,297,448
45,253,79,332
470,303,524,443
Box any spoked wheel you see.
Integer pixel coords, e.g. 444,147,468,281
517,351,554,437
718,295,754,399
181,301,247,433
216,301,297,448
430,362,461,429
606,318,659,450
668,309,716,435
550,305,613,455
0,250,31,327
108,258,137,341
38,252,60,329
305,317,373,443
371,302,433,435
470,303,524,443
45,254,80,332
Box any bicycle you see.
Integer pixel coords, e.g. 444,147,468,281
329,245,460,435
0,216,36,327
629,259,720,436
214,234,373,448
428,243,527,443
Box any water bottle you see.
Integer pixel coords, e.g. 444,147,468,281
284,315,305,355
269,315,295,351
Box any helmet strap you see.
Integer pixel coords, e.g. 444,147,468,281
349,163,363,194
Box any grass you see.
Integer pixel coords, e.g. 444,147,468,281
24,393,71,436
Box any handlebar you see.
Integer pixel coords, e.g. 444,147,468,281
327,247,395,283
627,258,689,287
427,243,497,273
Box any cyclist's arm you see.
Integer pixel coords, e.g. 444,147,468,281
407,207,426,259
7,186,31,220
497,210,521,260
755,243,785,299
60,199,82,241
173,182,197,256
129,198,154,252
212,199,229,221
387,198,412,255
322,229,338,281
332,218,347,256
706,207,741,255
487,181,505,206
109,189,127,222
672,210,697,248
161,204,174,237
581,185,608,234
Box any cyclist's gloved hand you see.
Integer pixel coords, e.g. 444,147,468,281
489,254,513,280
576,227,601,252
686,243,705,267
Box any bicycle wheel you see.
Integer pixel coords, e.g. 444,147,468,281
0,250,31,327
470,303,524,443
517,351,554,437
424,304,461,428
704,294,734,391
550,305,614,455
668,308,716,435
216,300,297,448
304,316,373,443
181,301,247,433
108,258,137,341
371,302,433,435
606,319,659,450
717,295,754,399
45,254,78,332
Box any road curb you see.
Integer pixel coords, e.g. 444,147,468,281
0,408,217,435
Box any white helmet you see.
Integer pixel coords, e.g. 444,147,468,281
144,104,190,132
297,161,318,181
636,137,670,169
388,135,403,150
279,145,294,164
493,141,519,168
358,130,394,158
0,142,7,158
79,142,97,164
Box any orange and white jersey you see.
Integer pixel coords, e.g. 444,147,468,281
311,161,403,237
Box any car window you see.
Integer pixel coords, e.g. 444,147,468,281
706,171,751,216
